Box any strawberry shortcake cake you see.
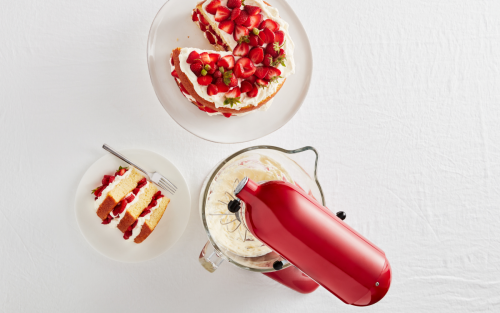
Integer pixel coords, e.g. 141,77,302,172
170,0,295,117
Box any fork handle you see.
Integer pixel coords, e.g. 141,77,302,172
102,144,148,175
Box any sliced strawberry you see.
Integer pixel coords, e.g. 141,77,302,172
231,8,241,21
248,47,264,64
116,168,127,176
111,201,124,216
254,66,269,79
132,188,140,195
249,34,260,46
206,0,221,15
218,20,235,34
137,178,147,188
102,175,112,186
215,79,230,92
244,5,261,16
265,67,282,81
218,55,235,70
108,176,115,184
274,30,285,45
234,10,249,26
263,53,273,66
200,52,211,64
209,53,221,63
170,58,174,66
101,215,113,225
259,19,279,32
207,62,217,74
234,57,256,78
263,27,275,44
243,14,262,29
228,73,238,87
233,25,249,42
192,10,199,22
190,62,203,76
199,23,208,32
240,80,253,93
226,87,241,98
213,70,222,79
204,106,218,113
125,194,135,203
266,42,279,58
207,84,218,96
227,0,242,9
199,13,209,26
247,83,259,96
256,31,267,46
179,83,190,95
233,42,250,57
247,84,259,97
139,209,151,217
171,69,179,78
95,185,105,199
215,6,231,22
198,76,213,86
245,75,257,84
256,78,269,88
206,31,216,45
222,113,232,118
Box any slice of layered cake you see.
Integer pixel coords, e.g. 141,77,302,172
171,0,295,118
123,191,171,244
93,166,144,220
92,167,171,244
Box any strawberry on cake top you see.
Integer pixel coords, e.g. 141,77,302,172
171,0,295,117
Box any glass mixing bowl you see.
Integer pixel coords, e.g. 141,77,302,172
198,146,325,273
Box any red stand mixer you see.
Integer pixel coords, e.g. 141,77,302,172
199,146,391,306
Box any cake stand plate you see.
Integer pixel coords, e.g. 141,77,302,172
147,0,313,143
75,148,191,262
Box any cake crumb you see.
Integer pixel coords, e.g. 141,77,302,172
177,38,179,41
188,36,190,38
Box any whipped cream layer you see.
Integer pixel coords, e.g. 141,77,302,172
108,182,149,228
170,59,273,116
178,48,287,110
206,153,294,258
94,169,132,211
126,198,163,242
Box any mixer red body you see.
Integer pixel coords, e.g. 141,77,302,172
236,178,392,306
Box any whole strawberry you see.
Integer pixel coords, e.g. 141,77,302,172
227,0,242,9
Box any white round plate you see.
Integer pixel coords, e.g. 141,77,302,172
147,0,313,143
75,149,191,262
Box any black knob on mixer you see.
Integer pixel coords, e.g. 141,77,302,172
273,261,284,271
228,200,241,213
336,211,346,220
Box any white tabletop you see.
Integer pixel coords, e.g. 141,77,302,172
1,0,500,312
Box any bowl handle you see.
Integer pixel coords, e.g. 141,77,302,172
199,241,225,273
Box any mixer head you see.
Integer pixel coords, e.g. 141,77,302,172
208,178,262,245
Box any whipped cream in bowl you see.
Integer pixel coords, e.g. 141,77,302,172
205,153,294,259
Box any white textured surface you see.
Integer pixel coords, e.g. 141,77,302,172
1,0,500,312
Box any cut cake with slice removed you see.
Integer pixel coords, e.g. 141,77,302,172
117,182,158,233
94,167,144,220
172,0,295,117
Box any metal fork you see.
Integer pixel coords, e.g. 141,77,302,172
102,144,177,194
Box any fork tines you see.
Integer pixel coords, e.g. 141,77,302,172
157,177,177,194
